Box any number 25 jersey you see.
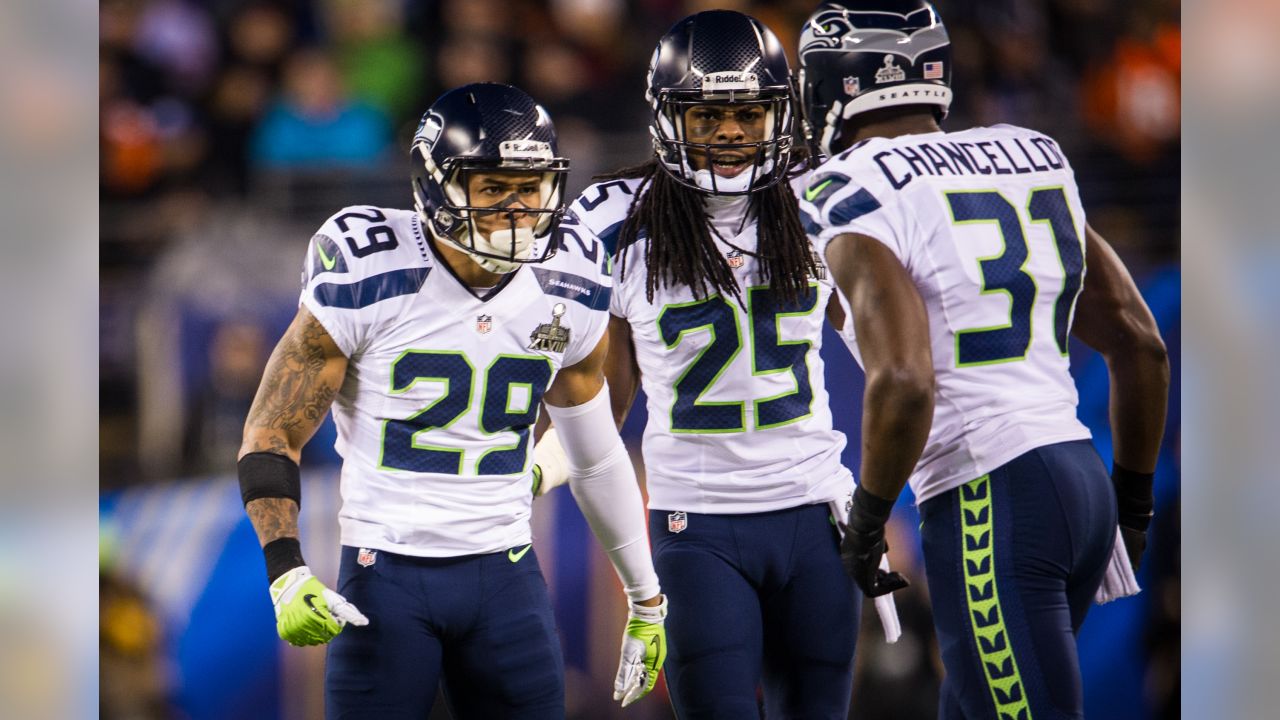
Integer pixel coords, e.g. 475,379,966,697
800,124,1093,504
570,178,852,515
299,206,612,556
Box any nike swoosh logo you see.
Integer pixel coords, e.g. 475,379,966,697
508,544,532,563
302,593,326,618
804,178,833,202
316,243,338,270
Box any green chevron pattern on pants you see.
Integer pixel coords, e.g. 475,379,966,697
959,474,1032,720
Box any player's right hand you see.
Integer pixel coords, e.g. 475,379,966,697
269,566,368,646
1111,464,1154,573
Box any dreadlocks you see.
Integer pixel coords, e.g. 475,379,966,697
597,151,819,306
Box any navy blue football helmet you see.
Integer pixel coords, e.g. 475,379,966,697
411,83,570,272
646,10,796,195
798,0,952,156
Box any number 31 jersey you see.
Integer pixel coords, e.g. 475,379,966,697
799,124,1092,504
299,206,612,557
570,178,852,515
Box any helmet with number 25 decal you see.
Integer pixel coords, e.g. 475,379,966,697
411,83,570,273
798,0,953,157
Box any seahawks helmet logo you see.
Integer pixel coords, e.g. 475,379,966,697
803,9,855,50
413,111,445,152
800,6,950,62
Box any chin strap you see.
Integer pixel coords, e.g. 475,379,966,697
436,225,537,274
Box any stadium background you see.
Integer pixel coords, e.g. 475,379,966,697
98,1,1180,718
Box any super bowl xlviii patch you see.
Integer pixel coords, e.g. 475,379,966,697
668,511,688,534
357,548,377,567
476,314,493,334
810,249,828,280
875,55,906,84
529,302,571,353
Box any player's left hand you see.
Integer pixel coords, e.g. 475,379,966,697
613,595,667,707
841,527,911,598
840,486,910,598
532,427,570,497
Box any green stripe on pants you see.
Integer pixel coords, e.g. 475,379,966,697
960,475,1032,719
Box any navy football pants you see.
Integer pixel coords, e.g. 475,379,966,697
649,503,861,720
324,545,563,719
919,440,1117,720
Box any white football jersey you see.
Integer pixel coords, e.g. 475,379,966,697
569,178,853,514
299,206,612,556
799,124,1093,503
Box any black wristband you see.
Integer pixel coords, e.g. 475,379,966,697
238,452,302,508
848,485,896,534
263,537,307,583
1111,463,1154,530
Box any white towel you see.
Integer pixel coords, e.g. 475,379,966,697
873,554,903,643
1094,525,1141,604
829,496,903,643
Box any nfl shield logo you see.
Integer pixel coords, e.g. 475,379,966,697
843,76,860,96
357,548,377,567
476,314,492,334
726,250,745,269
668,511,688,534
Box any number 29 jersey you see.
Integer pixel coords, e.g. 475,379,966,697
299,206,612,557
799,124,1092,504
569,178,852,515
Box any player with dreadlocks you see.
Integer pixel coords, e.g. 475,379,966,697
534,10,901,718
600,128,816,306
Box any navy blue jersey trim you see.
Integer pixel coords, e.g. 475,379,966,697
799,208,823,238
531,267,611,311
312,267,431,309
829,188,883,226
598,220,624,256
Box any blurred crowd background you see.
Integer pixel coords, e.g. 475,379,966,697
98,1,1181,719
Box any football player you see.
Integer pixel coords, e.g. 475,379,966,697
542,11,867,719
235,83,666,718
797,3,1170,718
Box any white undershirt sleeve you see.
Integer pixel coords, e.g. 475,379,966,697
544,381,661,603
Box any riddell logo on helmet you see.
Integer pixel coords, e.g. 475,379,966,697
499,140,553,160
702,72,760,93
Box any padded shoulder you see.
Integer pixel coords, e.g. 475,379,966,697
303,206,432,311
566,177,647,256
534,213,613,314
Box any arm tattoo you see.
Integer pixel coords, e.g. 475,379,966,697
246,498,300,546
245,313,340,449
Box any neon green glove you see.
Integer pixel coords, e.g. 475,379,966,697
613,595,667,707
269,566,368,646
